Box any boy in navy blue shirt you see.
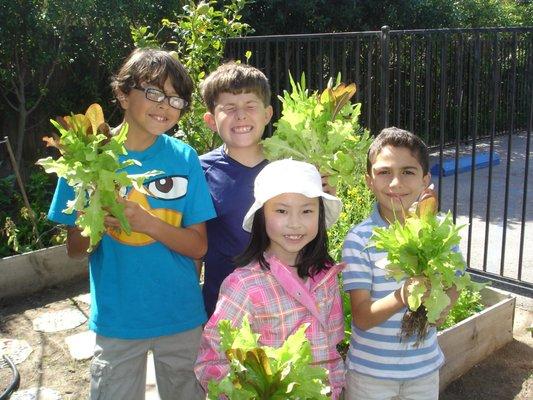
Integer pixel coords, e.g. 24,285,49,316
199,62,273,317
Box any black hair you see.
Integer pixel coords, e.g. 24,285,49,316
110,48,193,113
367,126,430,175
234,198,334,278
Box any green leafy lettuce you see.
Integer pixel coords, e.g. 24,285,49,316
371,196,484,324
36,104,159,250
207,316,330,400
262,72,372,187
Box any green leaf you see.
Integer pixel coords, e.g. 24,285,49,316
262,71,371,188
208,317,330,399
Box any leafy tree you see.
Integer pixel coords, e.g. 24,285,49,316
0,0,90,168
242,0,532,35
0,0,185,170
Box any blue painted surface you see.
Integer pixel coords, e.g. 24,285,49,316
430,152,500,177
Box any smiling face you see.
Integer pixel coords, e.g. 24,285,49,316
263,193,319,266
366,145,430,223
118,77,182,149
203,91,273,159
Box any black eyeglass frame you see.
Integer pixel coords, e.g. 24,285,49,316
132,86,188,110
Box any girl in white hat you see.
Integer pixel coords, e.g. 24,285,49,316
195,159,346,399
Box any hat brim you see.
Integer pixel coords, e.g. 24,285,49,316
242,191,343,232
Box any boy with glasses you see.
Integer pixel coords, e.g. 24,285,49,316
48,48,215,400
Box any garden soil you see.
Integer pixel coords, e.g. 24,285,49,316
0,279,532,400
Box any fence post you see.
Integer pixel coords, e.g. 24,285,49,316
380,25,390,130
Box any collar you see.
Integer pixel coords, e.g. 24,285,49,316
266,254,345,328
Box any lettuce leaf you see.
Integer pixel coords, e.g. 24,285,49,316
371,195,485,324
36,103,159,250
262,72,372,187
208,316,330,400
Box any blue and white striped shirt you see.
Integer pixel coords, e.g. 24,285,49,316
342,204,444,380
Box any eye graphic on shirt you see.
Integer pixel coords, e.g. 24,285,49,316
118,186,128,198
145,175,188,200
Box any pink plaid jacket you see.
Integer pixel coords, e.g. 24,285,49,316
194,255,346,399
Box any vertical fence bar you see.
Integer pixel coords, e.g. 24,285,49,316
483,33,500,272
342,38,347,80
437,34,448,205
409,36,416,132
330,36,335,78
264,40,272,136
424,34,433,144
284,40,290,89
366,39,372,129
318,39,324,88
395,35,402,126
295,39,301,78
355,38,361,102
500,32,518,276
517,39,532,280
466,34,481,267
453,35,464,223
307,38,312,87
274,40,280,121
380,26,390,130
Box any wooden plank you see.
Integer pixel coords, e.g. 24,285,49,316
438,288,516,391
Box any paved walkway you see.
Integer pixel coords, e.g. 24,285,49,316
430,131,532,285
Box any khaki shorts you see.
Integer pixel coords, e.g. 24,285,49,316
90,326,204,400
345,369,439,400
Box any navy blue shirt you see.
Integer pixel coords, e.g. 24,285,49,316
200,146,268,317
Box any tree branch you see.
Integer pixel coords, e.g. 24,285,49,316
0,82,20,112
28,39,64,115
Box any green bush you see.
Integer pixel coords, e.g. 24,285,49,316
438,288,485,331
0,169,65,257
328,178,374,354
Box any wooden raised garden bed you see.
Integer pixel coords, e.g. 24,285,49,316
438,286,516,391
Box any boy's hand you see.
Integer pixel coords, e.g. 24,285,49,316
433,285,460,327
400,276,430,310
104,197,155,234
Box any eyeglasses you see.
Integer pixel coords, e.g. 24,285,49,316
133,86,188,110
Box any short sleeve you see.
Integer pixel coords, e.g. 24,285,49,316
342,228,373,292
47,177,77,226
181,148,216,227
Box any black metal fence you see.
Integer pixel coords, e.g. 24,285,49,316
225,27,533,294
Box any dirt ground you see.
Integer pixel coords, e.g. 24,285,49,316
1,279,532,400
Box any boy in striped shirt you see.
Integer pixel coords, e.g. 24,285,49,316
343,127,453,400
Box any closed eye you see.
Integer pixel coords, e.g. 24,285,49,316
222,106,236,113
145,176,188,200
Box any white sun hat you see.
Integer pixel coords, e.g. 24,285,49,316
242,159,343,232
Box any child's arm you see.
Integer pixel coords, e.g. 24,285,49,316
104,197,208,259
349,286,406,331
194,272,251,390
65,226,91,259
